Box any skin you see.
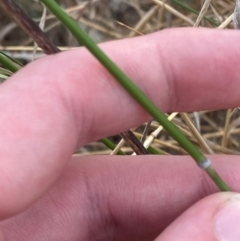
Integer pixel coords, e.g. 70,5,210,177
0,28,240,240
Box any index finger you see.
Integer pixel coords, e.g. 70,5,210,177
0,28,239,218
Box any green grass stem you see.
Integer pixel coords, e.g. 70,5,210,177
173,0,218,26
0,52,20,73
147,146,163,155
101,138,126,155
35,0,230,191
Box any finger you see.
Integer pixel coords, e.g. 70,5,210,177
10,28,240,144
1,155,240,241
48,28,240,141
155,192,240,241
1,28,240,218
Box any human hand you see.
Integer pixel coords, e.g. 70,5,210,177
0,28,240,241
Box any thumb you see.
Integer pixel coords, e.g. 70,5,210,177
155,192,240,241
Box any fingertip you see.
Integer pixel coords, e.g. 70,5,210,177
214,193,240,241
155,192,240,241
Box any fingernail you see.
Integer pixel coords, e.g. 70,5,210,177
215,194,240,241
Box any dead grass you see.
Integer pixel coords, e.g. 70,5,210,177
0,0,239,156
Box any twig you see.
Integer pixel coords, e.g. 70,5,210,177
120,131,149,155
0,0,60,54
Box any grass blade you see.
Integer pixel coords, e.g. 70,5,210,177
39,0,231,191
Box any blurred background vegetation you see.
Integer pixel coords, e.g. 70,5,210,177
0,0,235,47
0,0,239,156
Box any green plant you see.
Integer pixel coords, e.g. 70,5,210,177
0,0,232,191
